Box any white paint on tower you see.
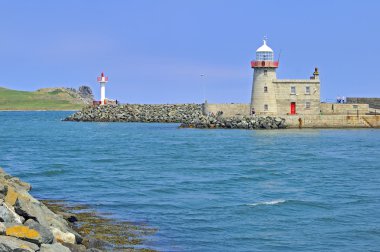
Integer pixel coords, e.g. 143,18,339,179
97,72,108,105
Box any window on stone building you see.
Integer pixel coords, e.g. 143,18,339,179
305,86,310,94
264,70,267,76
264,86,268,92
291,86,296,94
305,102,311,109
264,104,268,111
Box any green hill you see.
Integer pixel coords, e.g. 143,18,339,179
0,87,93,110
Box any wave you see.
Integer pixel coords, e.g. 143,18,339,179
246,199,286,206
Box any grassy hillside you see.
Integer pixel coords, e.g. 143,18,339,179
0,87,87,110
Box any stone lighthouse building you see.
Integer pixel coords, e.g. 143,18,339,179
203,38,375,127
250,39,321,116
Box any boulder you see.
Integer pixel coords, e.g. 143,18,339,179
0,235,39,252
0,222,5,235
0,184,6,199
62,242,87,252
48,219,82,244
4,223,43,245
24,219,54,244
50,227,76,244
40,243,71,252
84,238,108,251
14,195,82,244
57,211,78,223
0,201,24,223
8,178,31,192
4,186,20,206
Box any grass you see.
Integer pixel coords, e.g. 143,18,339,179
0,87,85,110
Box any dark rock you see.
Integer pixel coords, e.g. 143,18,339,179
24,219,54,244
84,238,109,250
62,242,87,252
57,211,78,223
78,86,93,98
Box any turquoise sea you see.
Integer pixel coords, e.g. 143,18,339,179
1,111,380,251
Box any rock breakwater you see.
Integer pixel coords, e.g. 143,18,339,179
180,115,287,129
64,104,287,129
64,104,203,122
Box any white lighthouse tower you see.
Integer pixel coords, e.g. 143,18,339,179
97,72,108,105
250,39,279,115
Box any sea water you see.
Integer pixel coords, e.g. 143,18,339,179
1,111,380,252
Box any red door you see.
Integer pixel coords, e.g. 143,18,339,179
290,102,296,114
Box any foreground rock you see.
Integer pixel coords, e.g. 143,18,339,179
64,104,287,129
0,235,39,252
0,168,157,252
0,168,84,251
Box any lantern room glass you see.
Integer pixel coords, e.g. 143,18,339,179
256,51,274,61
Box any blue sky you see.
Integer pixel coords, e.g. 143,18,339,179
0,0,379,103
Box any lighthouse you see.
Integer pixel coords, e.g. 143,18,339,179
250,39,279,115
97,72,108,105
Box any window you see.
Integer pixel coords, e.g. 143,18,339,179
305,102,311,109
305,86,310,95
264,86,268,92
291,86,296,94
264,70,268,76
264,104,268,111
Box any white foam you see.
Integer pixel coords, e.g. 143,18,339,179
246,199,286,206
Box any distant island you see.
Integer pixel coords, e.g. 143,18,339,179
0,86,93,111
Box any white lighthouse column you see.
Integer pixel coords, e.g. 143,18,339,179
97,72,108,105
100,83,106,105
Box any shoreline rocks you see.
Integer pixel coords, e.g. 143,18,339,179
64,104,287,129
0,168,85,251
0,168,157,251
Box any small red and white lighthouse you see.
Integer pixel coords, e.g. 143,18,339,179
97,72,108,105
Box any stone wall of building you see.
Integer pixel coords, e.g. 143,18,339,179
346,98,380,109
251,68,278,115
320,103,369,115
203,103,250,117
273,79,320,115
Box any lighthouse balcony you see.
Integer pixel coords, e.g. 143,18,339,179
251,61,279,68
97,76,109,82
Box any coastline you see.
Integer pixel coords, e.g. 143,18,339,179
63,104,380,129
0,168,157,251
64,104,287,129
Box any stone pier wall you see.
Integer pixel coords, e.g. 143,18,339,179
203,103,250,117
320,103,369,115
283,114,380,128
